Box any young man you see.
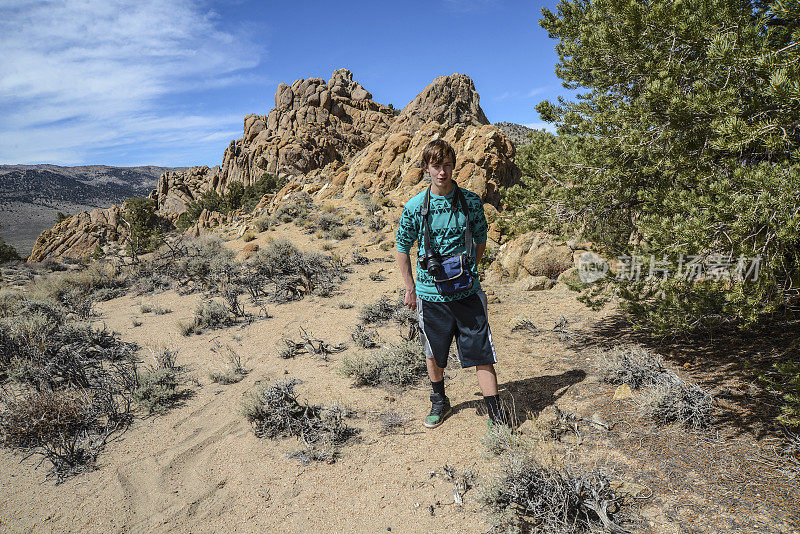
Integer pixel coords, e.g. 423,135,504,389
396,139,506,429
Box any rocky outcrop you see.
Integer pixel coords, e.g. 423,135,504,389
28,206,128,262
154,166,215,214
390,73,489,133
485,231,584,284
340,121,518,206
32,69,523,261
211,69,396,193
334,73,517,205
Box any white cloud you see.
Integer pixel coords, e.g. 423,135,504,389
526,86,550,98
0,0,263,165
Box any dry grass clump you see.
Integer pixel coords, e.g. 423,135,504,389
596,345,668,389
373,409,411,434
241,379,355,463
480,452,628,534
139,302,171,315
341,340,427,388
0,389,102,479
639,378,714,430
597,345,713,429
133,347,183,414
0,293,140,480
351,324,380,349
482,421,527,456
209,346,248,385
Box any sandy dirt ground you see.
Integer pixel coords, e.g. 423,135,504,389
2,216,798,533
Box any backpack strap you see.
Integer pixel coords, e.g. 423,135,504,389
422,187,432,258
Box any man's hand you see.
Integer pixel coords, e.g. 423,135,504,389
404,287,417,310
397,251,417,310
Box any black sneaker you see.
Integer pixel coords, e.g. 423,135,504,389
424,393,452,429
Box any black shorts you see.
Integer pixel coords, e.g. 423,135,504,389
416,290,497,369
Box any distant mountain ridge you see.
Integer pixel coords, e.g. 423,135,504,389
0,164,187,258
0,165,186,204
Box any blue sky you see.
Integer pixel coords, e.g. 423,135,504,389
0,0,568,167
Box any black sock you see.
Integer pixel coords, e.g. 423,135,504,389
431,379,445,398
484,394,504,423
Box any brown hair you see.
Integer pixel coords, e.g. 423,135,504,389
421,139,456,169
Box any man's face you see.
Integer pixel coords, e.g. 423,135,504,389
426,157,454,189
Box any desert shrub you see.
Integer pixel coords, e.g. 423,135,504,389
0,297,139,479
177,173,288,230
242,231,256,242
351,250,369,265
762,359,800,428
28,262,129,313
316,213,342,232
341,340,426,388
253,216,271,233
329,226,350,241
350,325,380,349
480,452,627,533
358,193,382,216
359,296,400,325
270,192,314,225
0,388,102,479
366,216,385,233
243,239,345,302
373,409,411,435
241,379,355,463
0,237,21,264
598,345,713,429
596,345,669,390
133,347,180,414
359,296,417,338
123,197,165,257
191,300,233,333
209,346,248,384
639,378,714,430
150,237,236,293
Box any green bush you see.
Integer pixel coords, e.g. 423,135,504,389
0,232,20,264
123,197,164,257
176,173,288,230
505,1,800,335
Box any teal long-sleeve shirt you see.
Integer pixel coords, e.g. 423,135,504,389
396,186,488,302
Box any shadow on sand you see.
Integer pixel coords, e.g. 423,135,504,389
451,369,587,427
573,312,800,439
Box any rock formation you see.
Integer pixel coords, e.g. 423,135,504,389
484,231,589,287
28,206,128,263
29,69,522,261
154,166,215,214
